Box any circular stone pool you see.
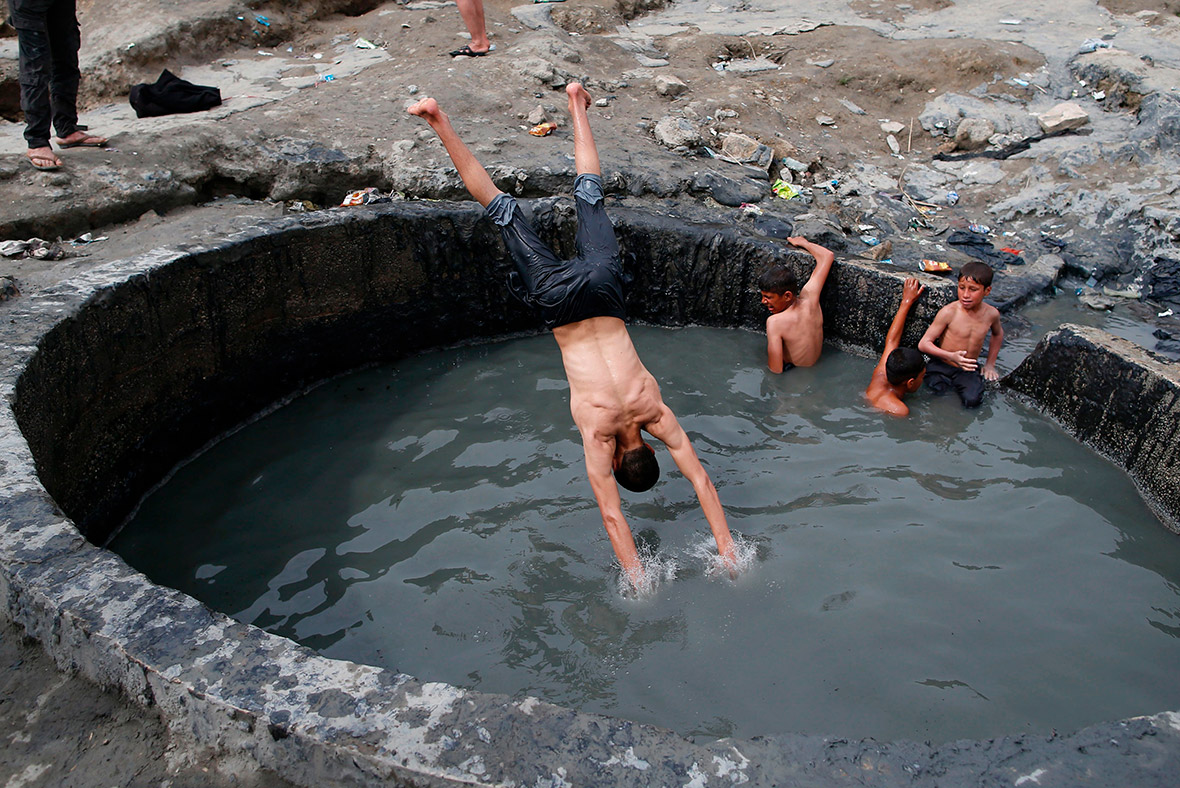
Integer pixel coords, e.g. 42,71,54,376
3,202,1179,787
111,327,1180,744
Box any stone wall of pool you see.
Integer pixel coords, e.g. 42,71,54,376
1,201,1177,787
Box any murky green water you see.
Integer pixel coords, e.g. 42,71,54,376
111,326,1180,743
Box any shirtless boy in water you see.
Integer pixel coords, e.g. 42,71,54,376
759,237,835,372
407,84,737,589
865,277,927,417
917,261,1004,408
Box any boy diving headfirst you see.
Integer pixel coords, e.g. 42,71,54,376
407,84,737,589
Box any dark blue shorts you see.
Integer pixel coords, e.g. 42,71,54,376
486,173,626,329
925,357,985,408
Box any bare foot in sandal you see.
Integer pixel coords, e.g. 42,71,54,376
52,131,108,148
26,147,62,171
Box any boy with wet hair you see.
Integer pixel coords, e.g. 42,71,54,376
759,236,835,373
407,84,737,589
918,261,1004,408
865,278,926,417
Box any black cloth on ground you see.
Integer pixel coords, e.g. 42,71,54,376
946,229,1023,268
129,69,221,118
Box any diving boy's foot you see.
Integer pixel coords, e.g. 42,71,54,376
26,147,62,171
566,81,592,110
406,96,442,123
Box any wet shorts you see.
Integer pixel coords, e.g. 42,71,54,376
925,357,985,408
485,173,626,329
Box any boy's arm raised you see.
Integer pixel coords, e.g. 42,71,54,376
883,278,925,358
788,236,836,299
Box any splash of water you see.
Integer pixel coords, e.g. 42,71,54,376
689,533,758,581
617,545,679,599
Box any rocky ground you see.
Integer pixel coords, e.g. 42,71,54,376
1,0,1179,785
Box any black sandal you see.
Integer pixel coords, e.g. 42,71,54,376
449,45,490,57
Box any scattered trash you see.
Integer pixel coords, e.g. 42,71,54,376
258,50,274,56
772,179,802,200
284,200,320,213
355,38,377,49
815,114,836,127
319,74,336,82
1092,90,1106,101
0,238,72,260
72,233,108,244
529,121,558,136
860,235,880,246
1079,293,1116,311
313,53,323,59
1000,247,1023,255
1078,38,1112,54
255,15,270,26
341,188,391,207
1012,78,1030,87
1086,276,1099,287
946,191,960,206
967,222,990,235
865,240,893,262
739,203,763,216
920,259,953,273
534,0,568,3
806,58,835,68
999,19,1022,25
1160,308,1174,317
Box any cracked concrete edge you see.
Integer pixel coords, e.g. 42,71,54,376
1,205,1179,787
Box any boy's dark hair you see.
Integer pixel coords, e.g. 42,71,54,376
615,445,660,492
885,347,926,385
958,261,994,287
758,265,798,296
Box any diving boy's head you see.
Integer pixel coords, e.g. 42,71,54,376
759,265,799,314
885,347,926,391
957,262,994,311
613,439,660,493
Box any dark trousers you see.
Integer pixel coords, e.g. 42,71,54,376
8,0,82,149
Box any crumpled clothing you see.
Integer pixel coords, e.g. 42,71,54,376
947,229,1023,268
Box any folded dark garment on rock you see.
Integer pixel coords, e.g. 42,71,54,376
129,69,221,118
947,229,1023,268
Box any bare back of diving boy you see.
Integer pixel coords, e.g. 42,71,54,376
759,237,835,372
407,84,737,588
865,278,927,417
918,261,1004,408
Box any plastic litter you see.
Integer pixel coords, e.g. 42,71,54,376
772,179,802,200
355,38,377,49
946,191,959,206
72,233,108,244
1078,38,1112,54
1159,308,1174,317
529,122,557,136
860,235,880,246
1086,276,1098,287
999,19,1022,25
255,15,270,26
739,203,763,216
341,188,391,207
1000,247,1023,255
967,222,990,235
920,259,953,273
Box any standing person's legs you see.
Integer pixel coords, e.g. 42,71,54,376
11,0,56,159
452,0,490,55
45,0,80,141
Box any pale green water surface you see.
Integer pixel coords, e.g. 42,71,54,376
111,326,1180,743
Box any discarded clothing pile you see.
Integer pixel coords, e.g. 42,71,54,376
129,70,221,118
946,230,1024,268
